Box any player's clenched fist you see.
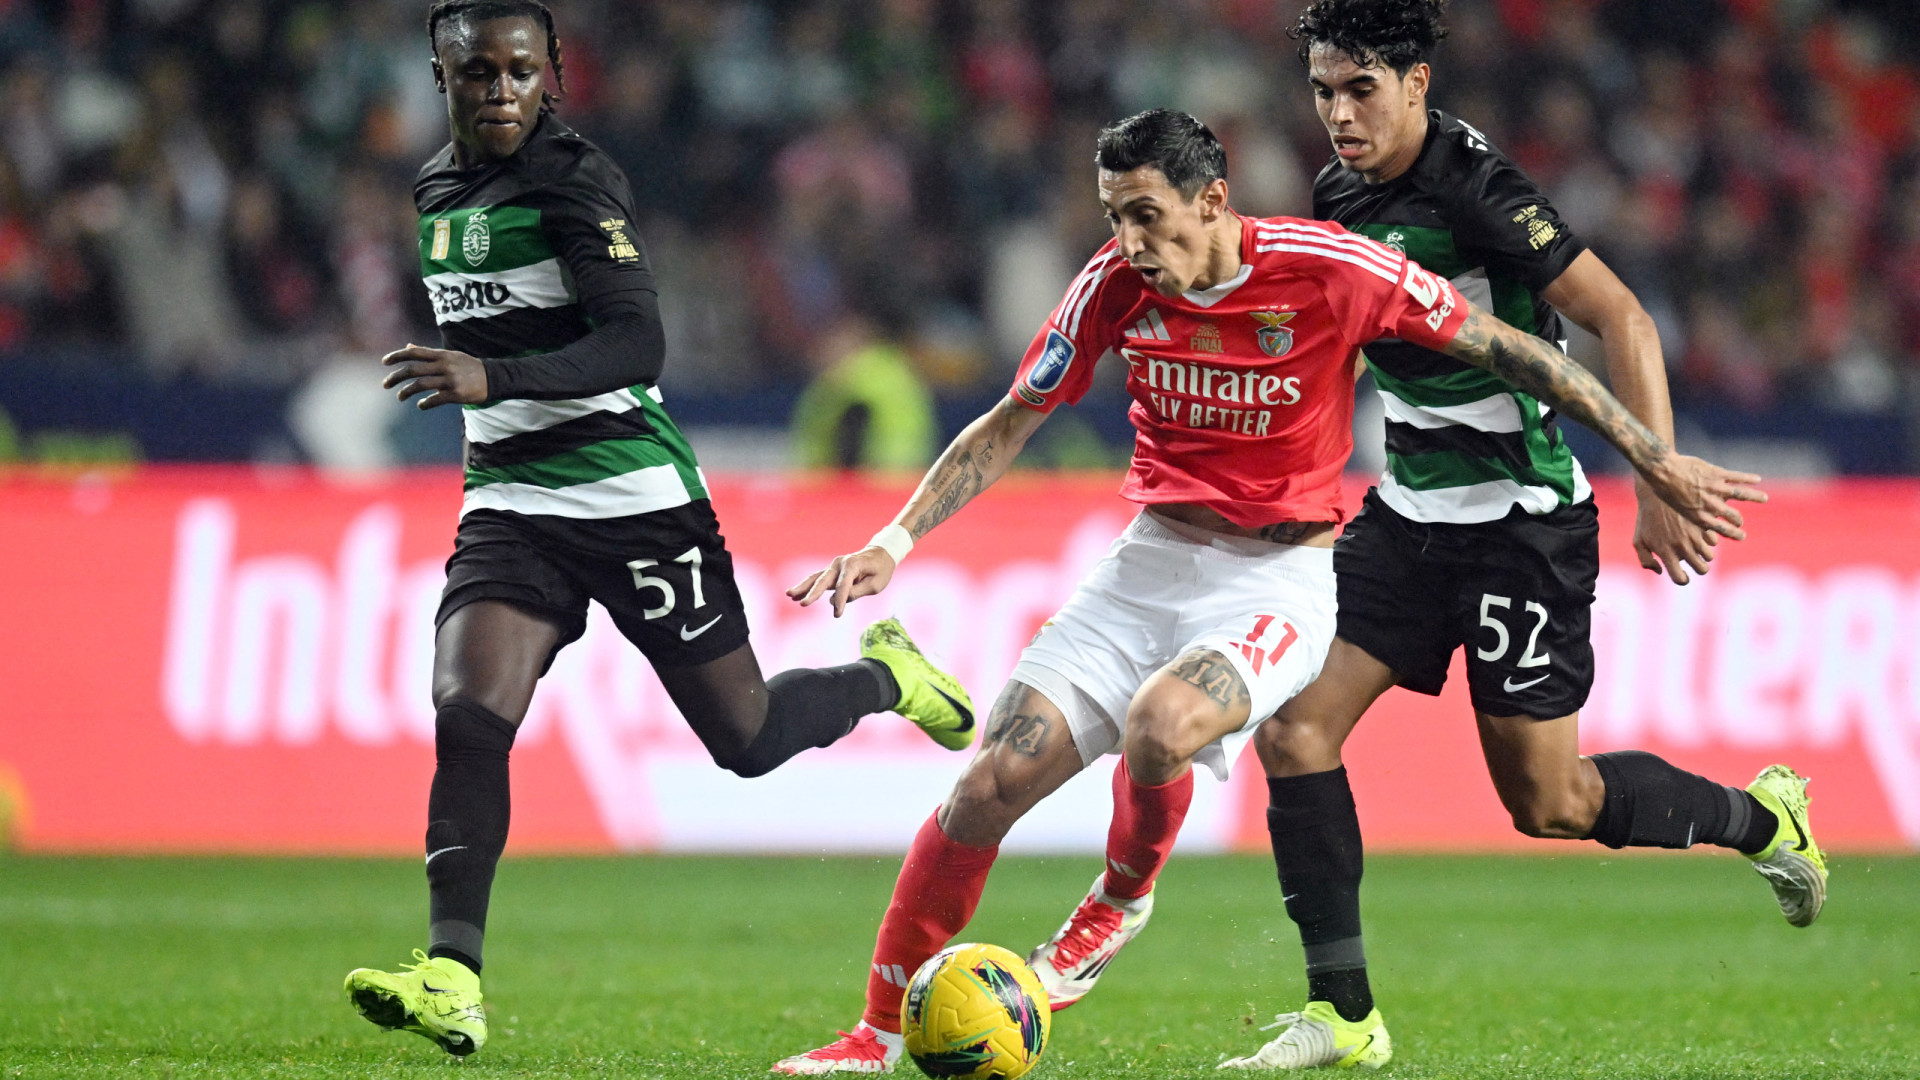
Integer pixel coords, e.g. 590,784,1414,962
788,547,898,618
382,344,490,409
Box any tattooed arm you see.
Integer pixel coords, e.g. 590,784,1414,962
789,396,1048,615
1443,303,1765,539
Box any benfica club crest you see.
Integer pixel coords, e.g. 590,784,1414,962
1251,311,1297,357
462,212,490,267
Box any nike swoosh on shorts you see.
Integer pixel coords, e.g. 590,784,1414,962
1503,673,1551,692
680,614,724,641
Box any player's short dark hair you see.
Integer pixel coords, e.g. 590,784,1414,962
427,0,567,111
1290,0,1449,76
1093,109,1227,200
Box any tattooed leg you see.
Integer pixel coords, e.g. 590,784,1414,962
936,680,1089,847
1124,649,1254,785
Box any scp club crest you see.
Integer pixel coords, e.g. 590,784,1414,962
1251,311,1296,358
463,211,490,267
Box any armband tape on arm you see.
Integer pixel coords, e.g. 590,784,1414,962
868,524,914,565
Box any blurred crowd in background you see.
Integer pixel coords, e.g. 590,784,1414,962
1,0,1918,471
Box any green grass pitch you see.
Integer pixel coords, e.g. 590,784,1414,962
1,853,1914,1078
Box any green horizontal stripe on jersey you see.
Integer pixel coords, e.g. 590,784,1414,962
418,205,553,277
1352,223,1538,334
464,437,704,496
1387,438,1576,502
1369,362,1517,409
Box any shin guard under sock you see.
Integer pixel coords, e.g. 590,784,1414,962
1588,750,1777,853
1103,758,1194,901
862,811,999,1033
725,660,896,779
426,698,518,973
1267,767,1371,1023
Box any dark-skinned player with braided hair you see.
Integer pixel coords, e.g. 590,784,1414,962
341,1,977,1057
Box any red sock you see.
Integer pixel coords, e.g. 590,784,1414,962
862,811,1000,1033
1102,757,1194,901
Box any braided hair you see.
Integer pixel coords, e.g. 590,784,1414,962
427,0,567,112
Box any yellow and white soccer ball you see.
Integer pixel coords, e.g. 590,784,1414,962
901,943,1052,1080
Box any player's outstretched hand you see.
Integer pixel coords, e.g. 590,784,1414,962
1632,484,1721,586
1642,453,1766,544
382,344,489,409
787,547,897,618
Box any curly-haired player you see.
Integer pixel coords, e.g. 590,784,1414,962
337,1,977,1057
1213,0,1825,1068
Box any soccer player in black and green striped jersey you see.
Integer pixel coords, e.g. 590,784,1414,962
1223,0,1829,1069
341,1,977,1058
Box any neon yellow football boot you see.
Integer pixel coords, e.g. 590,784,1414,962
1746,764,1828,927
1218,1001,1391,1070
344,949,487,1056
862,617,976,750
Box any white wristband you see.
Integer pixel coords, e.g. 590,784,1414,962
868,523,915,565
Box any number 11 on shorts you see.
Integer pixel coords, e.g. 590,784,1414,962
1235,614,1298,675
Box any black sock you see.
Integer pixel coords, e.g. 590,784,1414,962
1730,788,1780,856
425,698,517,974
722,661,895,779
1267,767,1372,1023
1588,750,1775,853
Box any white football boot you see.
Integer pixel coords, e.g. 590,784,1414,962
1218,1002,1392,1070
1026,872,1153,1011
772,1022,903,1074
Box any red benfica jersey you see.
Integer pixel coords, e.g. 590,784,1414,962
1011,213,1470,526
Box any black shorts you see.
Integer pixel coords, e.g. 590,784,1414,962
1334,488,1599,719
437,503,752,671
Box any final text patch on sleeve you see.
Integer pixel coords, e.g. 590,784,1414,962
599,218,641,262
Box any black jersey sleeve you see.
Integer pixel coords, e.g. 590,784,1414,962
1449,153,1587,295
481,156,666,400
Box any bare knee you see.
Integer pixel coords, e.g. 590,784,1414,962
1123,701,1215,785
1254,710,1343,777
941,749,1051,847
1506,787,1600,839
431,680,527,726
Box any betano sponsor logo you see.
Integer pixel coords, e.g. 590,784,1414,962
430,279,515,319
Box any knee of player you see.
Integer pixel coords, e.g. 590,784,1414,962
948,750,1037,816
1507,791,1595,839
1252,712,1320,769
1123,703,1211,778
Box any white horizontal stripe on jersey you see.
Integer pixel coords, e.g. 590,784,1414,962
1450,266,1494,310
1254,241,1399,283
463,388,644,445
423,258,571,325
1376,459,1592,524
461,462,696,519
1376,473,1563,523
1256,224,1403,276
1378,386,1527,433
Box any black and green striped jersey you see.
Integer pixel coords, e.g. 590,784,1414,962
1314,110,1591,524
415,116,704,521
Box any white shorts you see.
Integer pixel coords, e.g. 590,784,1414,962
1010,510,1338,782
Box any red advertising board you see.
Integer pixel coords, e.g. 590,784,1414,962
1,467,1915,854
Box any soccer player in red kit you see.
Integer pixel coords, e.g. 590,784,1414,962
772,109,1759,1073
